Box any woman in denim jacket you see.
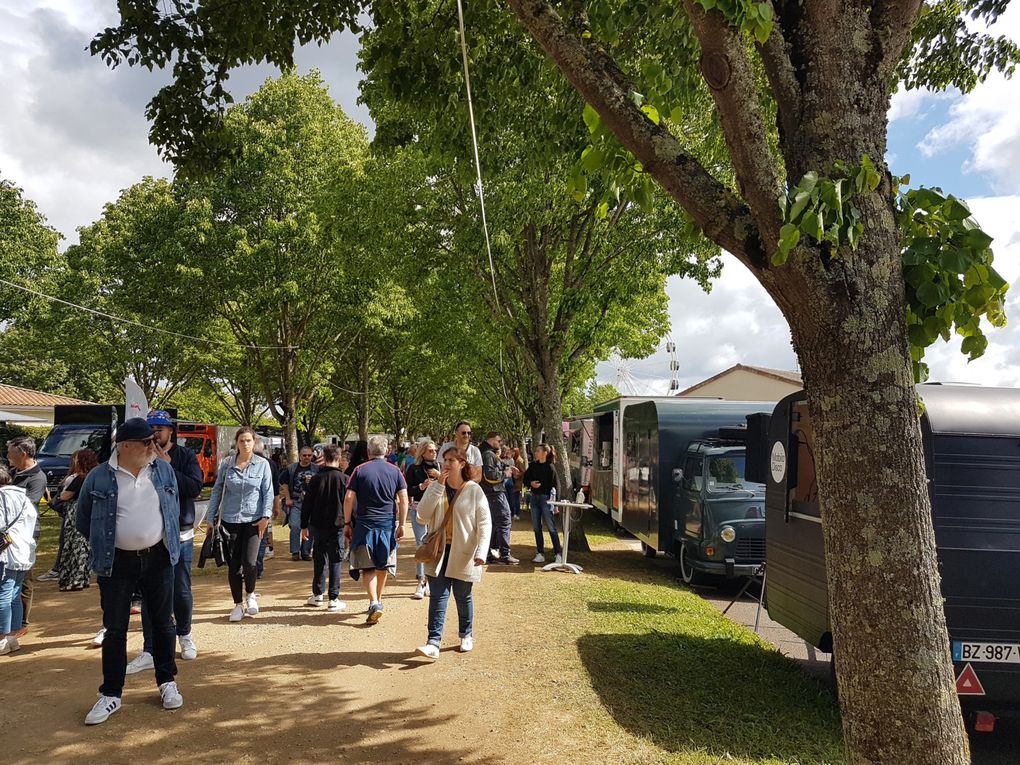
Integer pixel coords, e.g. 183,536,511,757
206,427,273,622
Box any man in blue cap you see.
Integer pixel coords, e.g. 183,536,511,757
76,418,184,725
124,410,204,675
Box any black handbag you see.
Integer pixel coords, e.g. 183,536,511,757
198,520,232,569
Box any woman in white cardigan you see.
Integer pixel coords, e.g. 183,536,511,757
413,447,492,660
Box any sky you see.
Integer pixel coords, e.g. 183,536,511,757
1,1,1018,395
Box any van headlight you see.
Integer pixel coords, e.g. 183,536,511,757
720,526,736,543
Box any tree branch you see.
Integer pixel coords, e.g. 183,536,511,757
504,0,766,270
870,0,925,79
683,1,785,246
754,7,803,141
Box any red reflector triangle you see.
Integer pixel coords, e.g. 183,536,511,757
956,663,986,696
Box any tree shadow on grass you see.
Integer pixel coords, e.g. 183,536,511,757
577,631,845,764
586,601,681,615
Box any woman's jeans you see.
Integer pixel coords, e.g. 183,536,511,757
0,564,27,634
411,505,428,579
426,546,473,645
531,492,562,556
222,521,261,603
506,480,521,518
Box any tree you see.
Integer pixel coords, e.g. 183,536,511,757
180,71,373,460
89,4,1019,761
0,176,61,322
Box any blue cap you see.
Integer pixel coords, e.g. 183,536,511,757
147,409,175,427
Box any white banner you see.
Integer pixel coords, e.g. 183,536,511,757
124,376,149,421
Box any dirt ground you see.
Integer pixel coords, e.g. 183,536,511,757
4,517,1018,764
2,520,644,765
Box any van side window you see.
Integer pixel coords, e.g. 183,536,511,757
683,456,703,490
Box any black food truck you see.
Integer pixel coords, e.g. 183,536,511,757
617,399,774,576
757,383,1020,729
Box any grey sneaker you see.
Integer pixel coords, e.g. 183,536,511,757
125,651,154,675
179,634,197,661
159,681,183,710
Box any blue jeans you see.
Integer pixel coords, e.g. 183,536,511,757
487,492,512,558
507,486,521,518
98,544,177,697
310,526,344,599
141,538,194,652
0,564,27,634
411,507,428,579
287,506,312,556
426,546,474,645
531,492,561,555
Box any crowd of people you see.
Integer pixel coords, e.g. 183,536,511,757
0,413,566,727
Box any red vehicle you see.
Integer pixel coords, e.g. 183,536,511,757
176,423,241,485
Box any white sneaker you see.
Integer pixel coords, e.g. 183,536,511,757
6,636,20,653
159,681,184,710
38,569,60,582
0,637,11,655
92,628,106,647
125,651,154,675
179,634,197,661
246,592,259,616
327,599,347,612
412,581,426,600
264,548,275,560
555,553,563,564
459,635,474,653
306,593,324,606
415,644,440,660
532,553,546,563
229,604,245,622
85,695,121,725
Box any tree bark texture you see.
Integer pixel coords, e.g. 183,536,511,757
504,1,967,761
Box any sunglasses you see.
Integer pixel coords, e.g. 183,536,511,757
123,437,155,445
458,430,472,436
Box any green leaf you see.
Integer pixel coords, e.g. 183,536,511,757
582,104,601,134
939,248,971,273
789,191,811,221
917,280,944,307
943,197,971,221
641,104,660,124
581,146,605,172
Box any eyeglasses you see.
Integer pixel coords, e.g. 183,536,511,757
458,430,471,436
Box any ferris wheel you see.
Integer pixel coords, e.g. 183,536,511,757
607,353,640,395
665,333,681,395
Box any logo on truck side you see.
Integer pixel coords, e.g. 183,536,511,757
770,441,787,483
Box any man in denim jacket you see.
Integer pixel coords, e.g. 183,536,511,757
76,418,184,725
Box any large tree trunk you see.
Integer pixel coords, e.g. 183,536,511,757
282,389,299,464
357,360,371,442
780,170,967,762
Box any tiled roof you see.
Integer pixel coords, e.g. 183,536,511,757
678,363,802,396
0,382,94,407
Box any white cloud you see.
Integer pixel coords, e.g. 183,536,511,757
916,5,1020,193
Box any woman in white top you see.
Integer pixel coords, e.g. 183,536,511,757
0,464,38,655
413,447,492,660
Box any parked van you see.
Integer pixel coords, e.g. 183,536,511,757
609,398,774,562
757,384,1020,725
675,439,766,584
566,415,595,495
176,422,242,484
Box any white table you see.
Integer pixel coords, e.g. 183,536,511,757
542,500,592,574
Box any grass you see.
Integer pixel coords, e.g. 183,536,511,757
541,511,847,765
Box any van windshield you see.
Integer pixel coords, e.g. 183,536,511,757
707,454,747,491
38,426,108,458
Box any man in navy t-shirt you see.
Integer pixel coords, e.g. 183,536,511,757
343,435,409,623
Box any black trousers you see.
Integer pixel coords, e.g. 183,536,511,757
310,526,344,600
98,543,176,697
222,521,261,603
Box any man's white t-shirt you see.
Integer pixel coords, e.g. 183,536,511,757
438,441,482,466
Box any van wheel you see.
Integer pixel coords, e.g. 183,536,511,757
642,542,657,558
677,542,707,585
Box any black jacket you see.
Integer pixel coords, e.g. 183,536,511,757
405,460,440,502
479,441,506,496
301,466,349,529
168,444,204,530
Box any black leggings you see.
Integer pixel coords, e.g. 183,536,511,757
222,521,261,603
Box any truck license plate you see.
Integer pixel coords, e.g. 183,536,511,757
953,641,1020,664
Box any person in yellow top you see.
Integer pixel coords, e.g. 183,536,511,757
413,447,492,660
